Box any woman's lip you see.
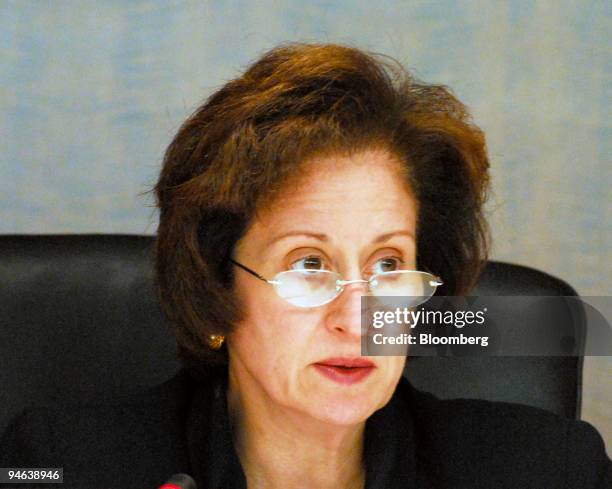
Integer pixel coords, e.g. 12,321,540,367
313,364,375,385
315,357,375,368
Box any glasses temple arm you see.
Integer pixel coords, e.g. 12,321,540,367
229,258,270,282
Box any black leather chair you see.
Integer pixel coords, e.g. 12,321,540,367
0,234,585,435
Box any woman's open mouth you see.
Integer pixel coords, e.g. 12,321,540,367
313,358,375,385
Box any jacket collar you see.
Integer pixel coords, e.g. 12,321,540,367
185,367,418,489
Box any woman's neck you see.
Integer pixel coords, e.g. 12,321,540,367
227,370,366,489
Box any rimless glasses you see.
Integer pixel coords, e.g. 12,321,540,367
229,258,443,308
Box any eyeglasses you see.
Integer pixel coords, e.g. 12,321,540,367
229,258,443,308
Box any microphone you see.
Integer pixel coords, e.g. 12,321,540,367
159,473,197,489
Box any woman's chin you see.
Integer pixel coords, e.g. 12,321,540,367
294,367,394,425
297,389,383,427
312,398,379,426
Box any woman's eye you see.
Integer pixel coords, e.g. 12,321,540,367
290,255,325,271
372,257,402,274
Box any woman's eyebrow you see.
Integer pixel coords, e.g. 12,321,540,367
267,231,329,246
374,230,415,243
267,229,415,246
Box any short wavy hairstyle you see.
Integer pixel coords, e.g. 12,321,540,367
153,42,491,378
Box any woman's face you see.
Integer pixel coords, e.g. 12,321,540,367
228,148,417,426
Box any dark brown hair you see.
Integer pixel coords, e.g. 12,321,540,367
153,42,490,377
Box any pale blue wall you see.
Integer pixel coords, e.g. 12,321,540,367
1,0,609,295
1,0,610,448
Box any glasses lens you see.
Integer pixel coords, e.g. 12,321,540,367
371,271,440,308
272,270,340,307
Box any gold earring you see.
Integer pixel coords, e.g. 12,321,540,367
208,334,225,350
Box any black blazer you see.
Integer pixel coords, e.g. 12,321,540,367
1,367,610,489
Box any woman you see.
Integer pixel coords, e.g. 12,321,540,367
1,42,610,488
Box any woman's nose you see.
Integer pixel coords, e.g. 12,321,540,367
324,281,369,339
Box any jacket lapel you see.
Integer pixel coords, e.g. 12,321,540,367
364,376,418,488
186,367,247,489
